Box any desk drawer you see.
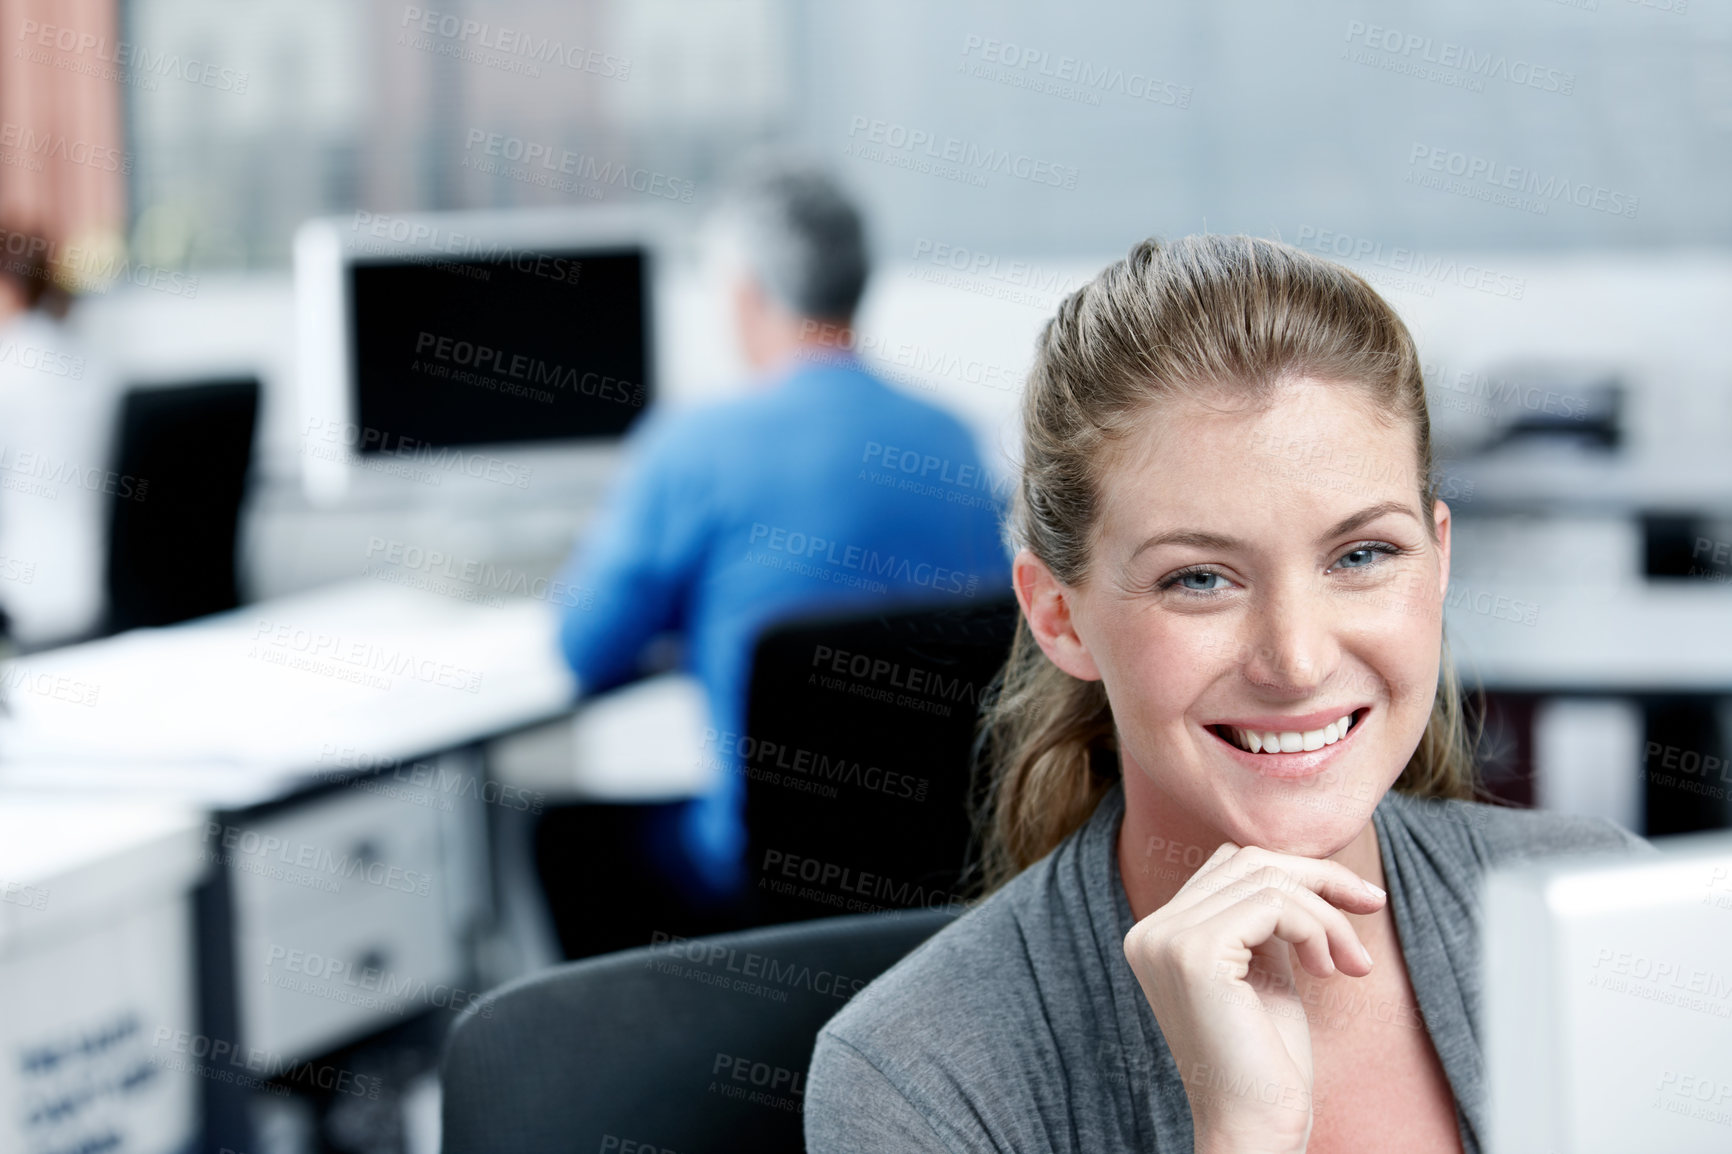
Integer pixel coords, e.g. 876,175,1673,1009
222,786,444,928
237,873,462,1061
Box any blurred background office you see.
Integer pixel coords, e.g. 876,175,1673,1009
0,2,1728,1154
536,160,1010,960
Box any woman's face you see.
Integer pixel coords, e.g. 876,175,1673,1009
1018,378,1452,857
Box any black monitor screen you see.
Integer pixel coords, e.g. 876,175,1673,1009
349,248,649,452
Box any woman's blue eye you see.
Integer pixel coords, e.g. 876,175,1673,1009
1333,543,1397,571
1174,570,1226,591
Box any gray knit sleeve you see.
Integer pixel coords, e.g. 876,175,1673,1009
803,1029,966,1154
1391,791,1658,865
1474,804,1656,864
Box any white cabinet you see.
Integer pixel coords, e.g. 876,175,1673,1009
223,771,486,1061
0,800,206,1154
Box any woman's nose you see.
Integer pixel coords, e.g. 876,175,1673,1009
1240,586,1341,697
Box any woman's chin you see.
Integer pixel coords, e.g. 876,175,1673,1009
1220,793,1376,858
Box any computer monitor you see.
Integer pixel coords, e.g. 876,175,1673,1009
1484,829,1732,1153
294,207,663,504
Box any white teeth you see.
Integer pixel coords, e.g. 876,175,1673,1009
1225,713,1360,754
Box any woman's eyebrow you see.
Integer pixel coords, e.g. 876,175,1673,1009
1127,500,1419,562
1128,529,1240,561
1318,500,1419,542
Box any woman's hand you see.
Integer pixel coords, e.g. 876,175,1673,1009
1121,843,1387,1154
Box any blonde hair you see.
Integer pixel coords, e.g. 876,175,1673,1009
973,235,1478,893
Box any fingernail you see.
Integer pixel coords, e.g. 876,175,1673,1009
1362,879,1386,899
1358,941,1374,967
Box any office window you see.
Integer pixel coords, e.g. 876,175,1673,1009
123,0,792,270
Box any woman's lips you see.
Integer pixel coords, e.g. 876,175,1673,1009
1204,708,1369,778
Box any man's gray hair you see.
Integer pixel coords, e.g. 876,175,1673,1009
720,162,869,322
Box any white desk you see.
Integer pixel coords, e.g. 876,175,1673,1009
487,671,716,801
0,799,206,1154
0,579,588,1154
0,577,578,787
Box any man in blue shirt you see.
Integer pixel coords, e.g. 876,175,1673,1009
548,165,1011,940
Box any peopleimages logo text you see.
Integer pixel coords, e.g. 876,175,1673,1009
463,129,694,202
0,121,129,174
1293,225,1526,300
399,7,631,79
1343,21,1574,95
747,523,978,597
351,212,582,285
1406,144,1639,219
17,19,249,92
845,116,1079,189
958,35,1192,107
414,331,642,407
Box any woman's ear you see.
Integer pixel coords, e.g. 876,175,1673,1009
1013,549,1102,682
1432,498,1452,600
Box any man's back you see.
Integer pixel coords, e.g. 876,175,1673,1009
556,355,1012,889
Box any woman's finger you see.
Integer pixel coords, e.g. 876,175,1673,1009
1163,867,1372,978
1178,844,1385,917
1171,885,1348,985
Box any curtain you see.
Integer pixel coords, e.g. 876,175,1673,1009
0,0,127,276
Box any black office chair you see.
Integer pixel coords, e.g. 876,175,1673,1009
742,596,1019,925
103,378,259,634
439,906,959,1154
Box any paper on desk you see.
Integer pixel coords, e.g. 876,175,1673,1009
0,579,577,775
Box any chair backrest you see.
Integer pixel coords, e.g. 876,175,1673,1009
742,596,1018,925
104,378,259,634
440,906,958,1154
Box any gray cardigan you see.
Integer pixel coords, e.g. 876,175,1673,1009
804,781,1652,1153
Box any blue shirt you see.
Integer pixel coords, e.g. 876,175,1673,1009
556,356,1013,897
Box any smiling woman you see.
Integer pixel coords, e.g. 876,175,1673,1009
802,236,1653,1154
983,233,1478,885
